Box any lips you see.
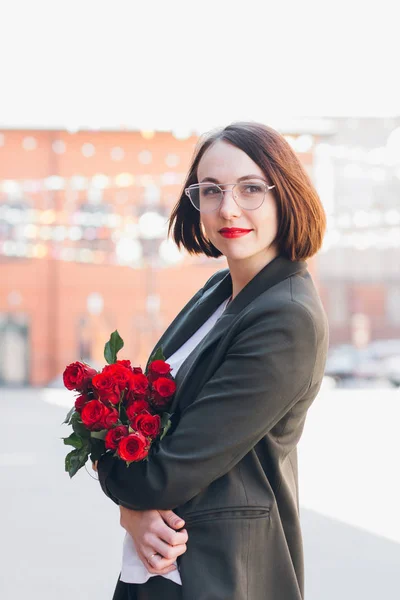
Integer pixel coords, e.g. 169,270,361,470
219,228,253,233
219,228,253,239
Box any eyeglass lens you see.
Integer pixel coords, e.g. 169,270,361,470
188,181,266,212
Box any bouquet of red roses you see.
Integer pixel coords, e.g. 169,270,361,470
61,331,176,478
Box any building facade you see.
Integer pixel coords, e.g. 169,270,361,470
315,117,400,346
0,126,319,386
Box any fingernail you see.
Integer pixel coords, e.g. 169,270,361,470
176,520,184,526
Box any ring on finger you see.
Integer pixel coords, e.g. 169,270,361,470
147,551,159,566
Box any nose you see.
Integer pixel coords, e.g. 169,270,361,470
218,187,242,219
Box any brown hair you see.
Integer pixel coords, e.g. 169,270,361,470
168,121,326,261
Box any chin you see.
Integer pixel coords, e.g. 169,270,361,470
224,250,254,261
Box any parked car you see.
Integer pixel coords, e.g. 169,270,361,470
367,339,400,360
324,344,358,380
381,355,400,387
324,344,382,380
324,339,400,383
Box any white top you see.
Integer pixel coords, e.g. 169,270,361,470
120,295,231,585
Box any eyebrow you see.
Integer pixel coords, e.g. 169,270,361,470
199,175,267,183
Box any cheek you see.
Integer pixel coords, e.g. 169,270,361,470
259,204,278,233
250,215,278,243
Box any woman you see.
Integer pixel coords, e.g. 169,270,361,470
97,121,329,600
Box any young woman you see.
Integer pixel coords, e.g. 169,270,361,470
96,121,329,600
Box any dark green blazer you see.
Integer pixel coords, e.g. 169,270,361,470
98,255,329,600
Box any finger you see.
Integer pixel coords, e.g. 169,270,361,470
138,548,176,575
155,522,188,547
159,510,185,530
149,565,177,575
152,537,187,561
142,558,177,576
145,537,187,567
142,549,179,573
140,547,176,573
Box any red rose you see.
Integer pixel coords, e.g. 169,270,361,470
151,377,176,409
74,394,89,413
92,372,120,405
132,367,143,374
128,373,149,396
152,377,176,397
116,359,132,370
148,360,172,383
132,413,161,438
81,400,107,430
126,400,151,422
105,425,128,450
118,432,149,462
100,406,119,428
125,391,150,406
102,363,132,392
63,362,97,392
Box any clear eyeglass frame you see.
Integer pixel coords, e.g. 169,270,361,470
184,180,276,213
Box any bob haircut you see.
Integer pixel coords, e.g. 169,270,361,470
168,121,326,261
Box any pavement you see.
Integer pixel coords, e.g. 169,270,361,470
1,384,399,600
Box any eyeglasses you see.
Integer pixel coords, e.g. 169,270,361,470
184,179,276,213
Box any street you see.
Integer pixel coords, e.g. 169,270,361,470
1,385,399,599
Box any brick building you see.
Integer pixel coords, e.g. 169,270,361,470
0,126,319,386
315,117,400,346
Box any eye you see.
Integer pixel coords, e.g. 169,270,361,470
242,183,263,194
202,185,220,196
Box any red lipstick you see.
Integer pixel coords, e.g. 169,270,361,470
219,228,253,239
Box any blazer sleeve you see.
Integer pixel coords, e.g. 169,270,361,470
97,301,317,510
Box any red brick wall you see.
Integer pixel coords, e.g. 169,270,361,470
0,128,318,385
0,256,221,385
319,282,400,346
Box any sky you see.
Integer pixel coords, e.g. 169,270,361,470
0,0,399,131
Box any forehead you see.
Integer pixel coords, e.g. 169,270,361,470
197,140,264,181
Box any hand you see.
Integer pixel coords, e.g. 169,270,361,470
119,507,188,575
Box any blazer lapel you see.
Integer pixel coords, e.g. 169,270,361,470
144,271,232,373
163,274,232,360
151,255,308,414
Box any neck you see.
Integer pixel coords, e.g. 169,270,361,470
226,248,279,301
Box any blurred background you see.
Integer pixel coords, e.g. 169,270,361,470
1,1,399,599
1,118,400,388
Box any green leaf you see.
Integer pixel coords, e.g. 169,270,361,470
90,429,107,440
65,449,76,474
65,444,90,478
70,412,90,439
63,432,84,449
119,404,128,425
159,418,172,441
62,406,76,425
104,330,124,365
148,346,165,364
160,412,172,428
